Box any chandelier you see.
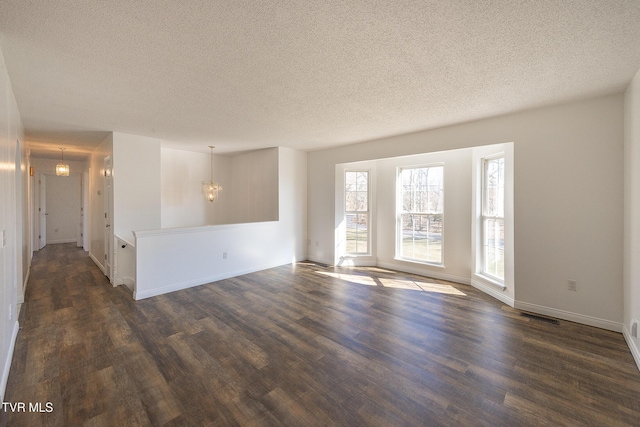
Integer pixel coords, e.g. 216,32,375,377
56,147,69,176
203,146,222,202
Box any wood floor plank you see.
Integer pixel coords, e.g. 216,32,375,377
4,243,640,426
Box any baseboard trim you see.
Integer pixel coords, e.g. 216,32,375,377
622,325,640,372
336,256,377,267
470,278,515,307
134,262,290,300
377,261,471,286
18,267,30,304
1,321,19,402
123,277,135,292
305,256,334,266
46,238,77,244
515,301,622,332
89,252,106,275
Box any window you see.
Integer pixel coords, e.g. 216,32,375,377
345,171,369,254
482,156,505,281
398,166,443,264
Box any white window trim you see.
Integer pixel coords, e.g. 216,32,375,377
344,169,371,256
395,163,445,266
480,154,505,283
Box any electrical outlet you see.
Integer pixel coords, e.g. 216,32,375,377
223,252,227,259
8,304,12,320
632,320,638,338
1,229,5,248
568,280,577,291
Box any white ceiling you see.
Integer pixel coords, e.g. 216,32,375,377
1,1,640,159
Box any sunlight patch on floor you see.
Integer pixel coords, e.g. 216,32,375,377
317,271,466,296
317,271,377,286
378,278,466,296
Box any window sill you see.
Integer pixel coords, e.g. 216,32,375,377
394,257,445,269
473,273,506,291
338,254,376,266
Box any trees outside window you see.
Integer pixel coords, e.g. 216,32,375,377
345,171,369,254
398,166,443,264
482,156,505,281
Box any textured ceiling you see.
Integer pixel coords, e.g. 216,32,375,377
1,1,640,157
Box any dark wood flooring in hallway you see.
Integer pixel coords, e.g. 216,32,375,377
3,243,640,426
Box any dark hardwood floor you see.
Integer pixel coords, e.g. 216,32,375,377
4,243,640,426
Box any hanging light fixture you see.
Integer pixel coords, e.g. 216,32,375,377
203,146,222,202
56,147,69,176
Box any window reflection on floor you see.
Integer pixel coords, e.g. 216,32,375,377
316,271,466,296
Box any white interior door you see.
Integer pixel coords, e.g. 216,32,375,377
39,174,46,250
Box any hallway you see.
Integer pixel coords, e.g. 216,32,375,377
4,243,640,426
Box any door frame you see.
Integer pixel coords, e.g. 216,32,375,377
37,173,46,250
104,156,113,282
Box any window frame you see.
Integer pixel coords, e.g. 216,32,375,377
396,164,445,266
481,154,505,282
344,169,371,256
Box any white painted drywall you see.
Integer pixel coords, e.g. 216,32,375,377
112,132,162,242
0,46,23,401
44,174,81,244
160,147,278,228
230,148,279,223
18,140,28,301
29,158,88,249
308,94,624,329
30,158,87,178
89,133,113,274
114,234,135,290
624,67,640,368
160,148,232,228
278,146,307,260
134,147,306,299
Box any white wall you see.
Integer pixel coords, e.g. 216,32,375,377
161,147,280,228
112,132,162,242
44,174,81,244
89,133,113,274
278,147,307,259
230,148,279,224
624,67,640,369
0,46,23,401
18,142,28,302
88,132,163,287
114,235,135,290
308,94,624,331
161,148,232,228
512,98,623,331
30,157,88,248
134,147,306,300
30,158,87,178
